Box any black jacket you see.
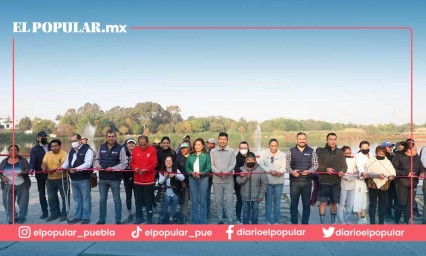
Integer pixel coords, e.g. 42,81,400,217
392,153,425,188
316,144,347,184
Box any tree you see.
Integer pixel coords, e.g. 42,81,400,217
31,118,56,134
118,125,129,135
18,117,32,131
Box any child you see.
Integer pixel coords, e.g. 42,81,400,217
236,152,268,224
158,156,185,224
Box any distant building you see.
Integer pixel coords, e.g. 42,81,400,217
0,117,17,130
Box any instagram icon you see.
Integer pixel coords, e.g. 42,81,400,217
18,226,31,239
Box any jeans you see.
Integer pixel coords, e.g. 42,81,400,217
243,200,259,224
47,179,69,217
134,184,154,222
265,184,284,224
395,185,412,224
369,188,388,224
337,189,355,224
213,181,234,223
98,179,122,223
71,179,91,220
290,181,312,224
310,175,319,205
36,174,48,215
2,183,30,221
189,176,209,224
181,185,191,218
162,194,179,221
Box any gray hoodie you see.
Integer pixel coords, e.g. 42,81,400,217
236,163,268,201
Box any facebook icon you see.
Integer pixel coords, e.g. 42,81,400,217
226,225,234,240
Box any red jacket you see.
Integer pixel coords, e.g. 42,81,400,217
131,145,158,186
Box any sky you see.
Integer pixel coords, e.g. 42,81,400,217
0,0,425,126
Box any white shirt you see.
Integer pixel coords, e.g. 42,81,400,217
61,145,94,171
194,157,200,173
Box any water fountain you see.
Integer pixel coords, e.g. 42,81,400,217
253,123,262,155
81,121,97,150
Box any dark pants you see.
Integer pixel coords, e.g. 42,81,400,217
134,184,154,222
310,175,319,205
234,180,242,221
206,176,212,217
290,181,312,224
368,188,388,224
386,180,397,216
242,200,259,224
423,186,426,224
47,179,69,217
395,185,413,224
36,174,48,215
122,175,134,211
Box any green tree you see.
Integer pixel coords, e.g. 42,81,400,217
18,116,32,131
32,118,56,134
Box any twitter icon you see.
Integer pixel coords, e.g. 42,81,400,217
322,227,335,238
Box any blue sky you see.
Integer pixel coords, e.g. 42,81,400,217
0,0,425,125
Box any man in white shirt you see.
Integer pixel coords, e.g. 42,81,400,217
60,133,94,224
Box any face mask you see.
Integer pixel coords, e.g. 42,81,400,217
71,142,80,149
246,162,255,168
361,149,370,154
240,149,248,155
40,138,48,145
376,156,385,160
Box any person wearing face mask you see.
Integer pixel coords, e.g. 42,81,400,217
60,133,94,224
258,138,286,224
236,152,268,224
392,141,425,224
29,130,50,219
286,132,319,224
353,141,371,224
365,146,396,224
234,141,250,224
337,146,356,224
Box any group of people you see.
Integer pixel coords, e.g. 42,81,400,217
1,130,425,225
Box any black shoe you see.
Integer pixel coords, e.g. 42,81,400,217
127,214,134,222
96,220,106,224
46,215,60,222
217,221,224,224
60,215,67,222
68,218,82,224
135,218,144,224
16,218,26,224
81,219,90,224
40,213,48,219
116,221,121,224
8,220,13,224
